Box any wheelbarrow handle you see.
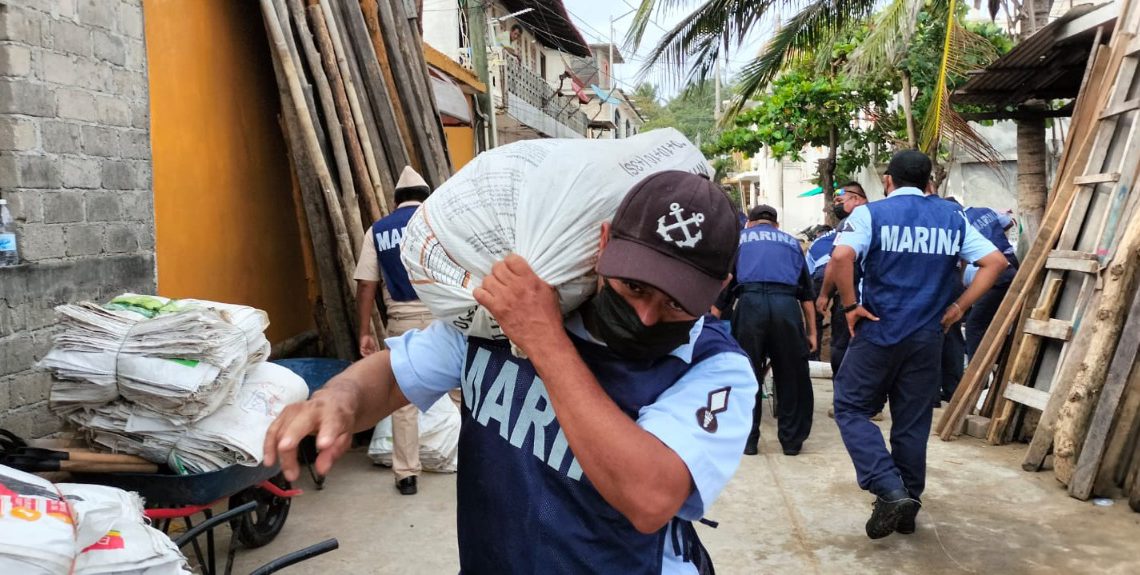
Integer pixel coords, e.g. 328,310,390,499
248,539,339,575
173,501,258,549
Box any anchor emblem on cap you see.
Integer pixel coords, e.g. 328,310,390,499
657,202,705,248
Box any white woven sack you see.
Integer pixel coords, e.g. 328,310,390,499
401,128,711,339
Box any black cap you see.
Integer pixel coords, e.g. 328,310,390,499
885,149,933,189
748,204,778,222
597,171,741,316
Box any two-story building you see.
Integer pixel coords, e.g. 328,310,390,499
422,0,594,144
565,43,646,139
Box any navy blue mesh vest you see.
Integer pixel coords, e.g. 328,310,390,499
807,229,837,280
736,223,805,286
455,320,743,574
371,204,420,301
964,207,1016,260
860,195,966,346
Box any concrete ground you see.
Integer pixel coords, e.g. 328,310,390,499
213,379,1140,574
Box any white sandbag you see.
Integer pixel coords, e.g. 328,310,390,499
0,466,76,573
402,128,712,339
369,395,460,473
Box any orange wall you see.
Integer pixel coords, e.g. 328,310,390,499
144,0,314,343
445,125,477,171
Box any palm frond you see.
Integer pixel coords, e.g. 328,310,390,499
920,3,1003,165
722,0,880,120
629,0,782,90
845,0,925,76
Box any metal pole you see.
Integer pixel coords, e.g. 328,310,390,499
463,0,497,149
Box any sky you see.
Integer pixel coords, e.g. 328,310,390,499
560,0,769,101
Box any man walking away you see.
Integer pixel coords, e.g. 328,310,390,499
354,166,434,496
962,206,1020,359
723,204,817,456
811,182,868,374
829,150,1007,539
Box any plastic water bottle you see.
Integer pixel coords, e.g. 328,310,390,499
0,199,18,266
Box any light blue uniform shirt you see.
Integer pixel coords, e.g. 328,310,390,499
835,188,997,272
386,314,758,574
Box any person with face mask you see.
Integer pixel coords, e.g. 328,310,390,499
829,150,1008,539
263,171,756,574
809,181,868,374
718,204,817,457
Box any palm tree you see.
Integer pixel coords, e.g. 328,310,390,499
630,0,1054,246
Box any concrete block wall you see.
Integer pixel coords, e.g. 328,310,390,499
0,0,155,438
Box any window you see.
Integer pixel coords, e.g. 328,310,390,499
540,53,547,80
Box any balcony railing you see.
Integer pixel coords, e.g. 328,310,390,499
501,58,588,137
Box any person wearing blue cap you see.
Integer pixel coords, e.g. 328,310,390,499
828,150,1008,539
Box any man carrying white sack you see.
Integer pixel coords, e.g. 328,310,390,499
266,171,757,574
354,166,446,496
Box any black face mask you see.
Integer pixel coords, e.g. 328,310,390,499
832,202,850,220
586,282,697,361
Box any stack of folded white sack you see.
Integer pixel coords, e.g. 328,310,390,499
0,464,190,574
39,295,308,473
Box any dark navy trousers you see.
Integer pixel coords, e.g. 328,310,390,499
834,329,943,498
731,284,813,451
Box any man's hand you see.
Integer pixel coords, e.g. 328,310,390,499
815,294,830,315
473,254,565,354
263,388,357,482
806,332,818,354
941,302,965,332
845,305,879,338
359,335,380,357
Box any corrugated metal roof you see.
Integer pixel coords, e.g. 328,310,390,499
501,0,591,58
953,3,1115,106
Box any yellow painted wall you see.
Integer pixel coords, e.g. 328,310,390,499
445,125,477,171
144,0,314,343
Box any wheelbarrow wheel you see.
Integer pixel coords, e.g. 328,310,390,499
228,473,291,548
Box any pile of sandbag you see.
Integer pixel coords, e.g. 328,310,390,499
0,464,190,574
401,128,712,339
40,295,307,473
369,395,460,473
43,294,270,423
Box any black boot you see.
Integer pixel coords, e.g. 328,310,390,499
865,489,920,539
743,432,759,455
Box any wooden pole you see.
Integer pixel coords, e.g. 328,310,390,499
261,0,359,310
342,0,412,192
375,0,450,188
318,0,389,219
262,5,355,360
287,0,364,253
1054,213,1140,486
359,0,416,173
307,5,378,224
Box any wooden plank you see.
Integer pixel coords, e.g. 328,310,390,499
1023,318,1074,340
1045,253,1101,274
1054,209,1140,486
1004,384,1051,411
1070,282,1140,499
936,39,1118,440
1094,355,1140,494
359,0,417,174
1098,98,1140,119
986,278,1062,443
1073,172,1122,185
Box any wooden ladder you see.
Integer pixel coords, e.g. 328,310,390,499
989,25,1140,469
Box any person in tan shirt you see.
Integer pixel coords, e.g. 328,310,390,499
353,166,436,495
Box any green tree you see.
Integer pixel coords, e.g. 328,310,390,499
636,82,721,146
